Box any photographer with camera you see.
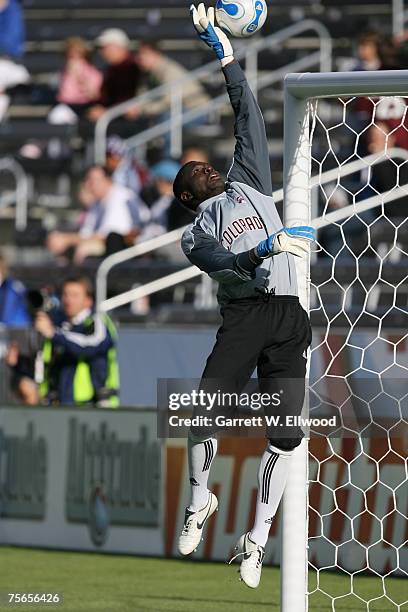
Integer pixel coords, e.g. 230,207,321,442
34,275,120,407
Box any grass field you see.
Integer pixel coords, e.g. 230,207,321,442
0,547,406,612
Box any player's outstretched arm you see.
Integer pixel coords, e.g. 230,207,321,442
191,3,272,197
223,61,272,197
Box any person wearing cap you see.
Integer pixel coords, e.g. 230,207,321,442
88,28,141,122
105,135,151,227
139,159,181,241
105,135,148,195
167,147,208,232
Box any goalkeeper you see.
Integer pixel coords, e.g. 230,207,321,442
173,3,315,589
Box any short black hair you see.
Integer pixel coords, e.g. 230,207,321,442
63,275,94,299
173,161,198,209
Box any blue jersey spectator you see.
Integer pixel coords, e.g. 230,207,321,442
0,255,30,326
0,0,25,59
0,0,29,121
138,159,180,240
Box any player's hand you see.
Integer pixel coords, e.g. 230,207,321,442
257,226,316,259
190,3,234,66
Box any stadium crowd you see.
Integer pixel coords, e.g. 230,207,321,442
0,2,213,406
1,1,212,258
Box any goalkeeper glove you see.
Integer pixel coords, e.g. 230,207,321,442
190,3,234,66
256,226,316,259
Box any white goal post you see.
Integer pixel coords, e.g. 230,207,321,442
282,70,408,612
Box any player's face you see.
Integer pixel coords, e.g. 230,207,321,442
184,162,225,204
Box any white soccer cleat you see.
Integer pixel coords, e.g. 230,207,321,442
178,492,218,556
229,532,265,589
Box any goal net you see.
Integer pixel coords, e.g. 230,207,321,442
282,72,408,612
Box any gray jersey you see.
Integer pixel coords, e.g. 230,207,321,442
181,61,297,305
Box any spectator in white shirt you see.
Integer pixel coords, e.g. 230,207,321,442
47,165,141,263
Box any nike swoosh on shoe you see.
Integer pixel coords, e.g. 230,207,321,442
196,503,212,529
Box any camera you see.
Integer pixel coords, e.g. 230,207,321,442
26,288,59,319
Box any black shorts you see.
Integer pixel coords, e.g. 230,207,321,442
191,294,312,442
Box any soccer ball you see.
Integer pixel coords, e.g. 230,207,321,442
215,0,268,38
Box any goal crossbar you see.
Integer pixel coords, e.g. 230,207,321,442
285,69,408,99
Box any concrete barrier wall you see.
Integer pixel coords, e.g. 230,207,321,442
0,405,405,575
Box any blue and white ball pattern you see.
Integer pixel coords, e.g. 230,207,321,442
215,0,267,38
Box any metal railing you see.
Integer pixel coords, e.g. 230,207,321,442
395,0,405,36
96,147,408,313
314,185,408,229
0,158,29,231
94,19,332,163
96,227,186,309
